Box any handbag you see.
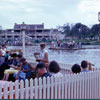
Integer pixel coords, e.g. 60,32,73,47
19,71,26,80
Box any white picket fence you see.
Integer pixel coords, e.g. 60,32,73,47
0,70,100,99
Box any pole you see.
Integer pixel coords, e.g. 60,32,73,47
22,30,25,57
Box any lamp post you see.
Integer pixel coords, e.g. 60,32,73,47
21,22,26,57
98,12,100,40
98,12,100,23
50,28,53,41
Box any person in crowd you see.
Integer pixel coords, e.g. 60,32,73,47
5,50,10,62
78,42,82,49
81,60,92,72
36,63,51,78
0,50,5,66
16,58,35,80
71,64,81,74
36,43,49,67
57,40,61,47
0,44,7,57
3,53,21,81
49,61,63,77
0,44,7,66
8,53,20,66
0,49,10,80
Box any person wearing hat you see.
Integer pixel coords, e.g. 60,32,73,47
36,63,51,78
36,43,49,68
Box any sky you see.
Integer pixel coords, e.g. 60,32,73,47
0,0,100,29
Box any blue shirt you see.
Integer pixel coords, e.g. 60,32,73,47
22,63,32,78
42,72,51,78
82,69,89,72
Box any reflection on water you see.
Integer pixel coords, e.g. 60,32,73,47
7,45,100,68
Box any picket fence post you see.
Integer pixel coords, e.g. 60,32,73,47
89,71,92,99
99,71,100,98
58,76,62,99
67,74,71,99
34,78,38,99
9,82,13,99
39,78,42,99
73,74,77,99
42,77,46,99
20,80,24,99
51,76,54,99
47,77,50,99
76,74,79,99
15,80,19,99
25,79,29,99
0,84,2,99
30,78,34,99
84,72,87,99
55,76,58,99
64,75,68,99
4,83,8,99
61,76,64,99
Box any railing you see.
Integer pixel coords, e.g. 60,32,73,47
26,58,72,74
0,70,100,99
26,58,100,75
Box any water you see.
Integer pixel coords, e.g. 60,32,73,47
7,45,100,68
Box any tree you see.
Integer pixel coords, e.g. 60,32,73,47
61,23,71,36
91,24,100,36
70,23,90,38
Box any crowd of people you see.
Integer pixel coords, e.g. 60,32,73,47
51,40,82,49
0,43,93,82
71,60,92,74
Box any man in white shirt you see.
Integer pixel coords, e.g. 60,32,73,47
36,43,49,67
1,44,7,56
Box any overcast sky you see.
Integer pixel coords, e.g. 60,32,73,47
0,0,100,29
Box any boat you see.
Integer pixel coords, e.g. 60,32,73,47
49,41,82,50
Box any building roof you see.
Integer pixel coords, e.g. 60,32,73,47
14,23,44,30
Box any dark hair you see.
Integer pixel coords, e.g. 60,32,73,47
81,60,88,69
71,64,81,74
49,61,61,73
2,44,5,47
20,57,26,62
18,54,22,58
36,63,46,70
11,53,18,57
40,43,45,47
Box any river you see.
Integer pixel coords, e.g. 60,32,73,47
7,45,100,68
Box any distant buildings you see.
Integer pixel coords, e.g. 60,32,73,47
0,22,64,45
0,22,62,40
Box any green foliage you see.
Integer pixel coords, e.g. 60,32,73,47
61,22,100,38
91,24,100,36
62,23,71,36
